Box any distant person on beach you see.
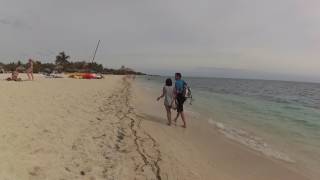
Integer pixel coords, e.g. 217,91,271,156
157,78,174,126
173,73,187,128
6,67,21,81
26,59,34,80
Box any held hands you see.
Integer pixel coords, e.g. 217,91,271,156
170,100,177,110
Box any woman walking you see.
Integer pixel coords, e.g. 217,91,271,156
157,78,174,126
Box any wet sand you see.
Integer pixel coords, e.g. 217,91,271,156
132,78,312,180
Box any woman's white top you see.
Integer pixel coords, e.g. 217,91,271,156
164,86,174,106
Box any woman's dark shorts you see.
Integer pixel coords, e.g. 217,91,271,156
176,93,186,112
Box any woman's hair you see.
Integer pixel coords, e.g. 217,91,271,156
165,78,172,86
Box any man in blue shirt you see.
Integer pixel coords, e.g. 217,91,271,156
173,72,187,128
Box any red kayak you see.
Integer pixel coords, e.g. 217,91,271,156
82,73,97,79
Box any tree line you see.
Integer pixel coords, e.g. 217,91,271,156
0,52,145,75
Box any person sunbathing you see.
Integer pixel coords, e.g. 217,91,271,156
6,68,21,81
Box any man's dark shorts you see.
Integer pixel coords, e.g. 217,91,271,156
176,93,186,112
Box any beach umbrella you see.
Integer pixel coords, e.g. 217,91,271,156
43,68,52,73
0,66,4,73
16,66,26,72
54,65,64,73
54,65,63,70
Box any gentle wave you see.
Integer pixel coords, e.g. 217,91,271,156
138,76,320,178
208,119,295,163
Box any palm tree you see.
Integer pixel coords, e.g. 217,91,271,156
55,52,70,71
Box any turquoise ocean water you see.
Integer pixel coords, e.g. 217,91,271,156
137,76,320,178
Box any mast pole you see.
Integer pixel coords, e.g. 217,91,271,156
92,40,100,63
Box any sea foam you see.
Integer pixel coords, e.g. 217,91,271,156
210,119,295,163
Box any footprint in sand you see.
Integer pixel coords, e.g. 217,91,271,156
28,166,46,179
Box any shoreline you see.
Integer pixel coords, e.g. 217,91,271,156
132,77,312,180
0,74,313,179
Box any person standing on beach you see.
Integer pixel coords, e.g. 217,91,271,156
173,73,187,128
157,78,174,126
26,59,34,80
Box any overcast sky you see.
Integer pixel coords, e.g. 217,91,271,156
1,0,320,81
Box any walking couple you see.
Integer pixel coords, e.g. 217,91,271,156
157,73,188,128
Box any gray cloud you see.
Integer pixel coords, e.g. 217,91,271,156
0,17,30,29
0,18,11,25
0,0,319,81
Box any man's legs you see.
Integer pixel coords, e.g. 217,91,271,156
174,94,187,127
180,111,186,128
174,112,180,124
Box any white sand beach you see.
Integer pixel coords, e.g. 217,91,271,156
0,74,312,180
